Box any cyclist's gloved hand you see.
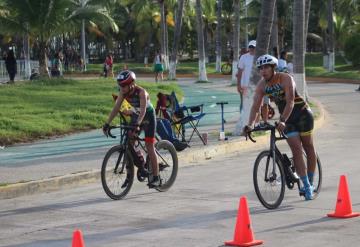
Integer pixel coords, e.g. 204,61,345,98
102,123,110,137
276,121,286,132
242,124,253,135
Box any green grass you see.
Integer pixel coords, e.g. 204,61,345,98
305,53,360,80
0,78,183,146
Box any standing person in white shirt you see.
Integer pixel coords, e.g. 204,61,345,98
236,40,256,99
235,40,256,135
278,51,288,72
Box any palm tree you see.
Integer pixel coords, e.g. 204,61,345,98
327,0,335,72
270,4,279,57
0,0,118,76
195,0,208,81
235,0,276,134
215,0,223,72
232,0,241,81
304,0,311,50
168,0,185,80
293,0,307,98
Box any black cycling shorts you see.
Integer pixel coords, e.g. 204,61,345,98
284,108,314,137
131,107,156,143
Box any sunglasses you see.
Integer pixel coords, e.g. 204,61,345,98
117,82,128,88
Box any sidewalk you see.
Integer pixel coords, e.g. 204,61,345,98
0,77,327,199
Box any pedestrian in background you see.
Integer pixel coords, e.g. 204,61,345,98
104,54,114,78
5,49,17,84
278,51,288,72
50,52,61,77
154,50,164,83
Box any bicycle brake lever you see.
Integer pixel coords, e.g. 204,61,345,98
108,126,117,139
248,132,256,143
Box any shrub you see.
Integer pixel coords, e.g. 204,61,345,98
344,34,360,66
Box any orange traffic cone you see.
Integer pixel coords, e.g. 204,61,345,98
72,229,85,247
225,196,263,247
327,175,360,218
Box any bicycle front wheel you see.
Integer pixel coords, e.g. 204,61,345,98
101,145,134,200
253,150,286,209
155,140,178,192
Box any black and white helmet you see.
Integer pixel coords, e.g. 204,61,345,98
256,54,278,68
117,70,136,86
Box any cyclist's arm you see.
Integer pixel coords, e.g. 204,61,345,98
247,81,265,126
135,89,147,126
279,73,295,122
106,93,124,124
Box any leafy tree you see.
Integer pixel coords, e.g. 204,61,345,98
0,0,118,76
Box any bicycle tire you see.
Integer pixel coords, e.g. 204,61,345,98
253,150,286,209
101,145,134,200
155,140,178,192
221,63,232,75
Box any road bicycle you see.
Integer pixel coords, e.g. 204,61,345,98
101,121,178,200
246,122,322,209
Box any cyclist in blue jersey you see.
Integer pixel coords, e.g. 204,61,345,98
102,70,160,187
244,54,317,200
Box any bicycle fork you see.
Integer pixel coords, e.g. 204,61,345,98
264,129,278,183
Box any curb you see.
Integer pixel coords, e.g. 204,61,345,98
0,101,326,200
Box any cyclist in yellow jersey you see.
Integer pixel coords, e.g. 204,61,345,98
244,54,317,200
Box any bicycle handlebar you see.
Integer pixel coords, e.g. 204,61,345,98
107,124,140,139
245,122,288,143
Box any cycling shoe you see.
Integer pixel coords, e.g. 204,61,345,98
304,185,314,200
148,176,161,188
138,166,149,177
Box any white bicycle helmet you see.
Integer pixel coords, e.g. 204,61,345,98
256,54,278,68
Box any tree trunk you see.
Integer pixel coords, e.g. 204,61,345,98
215,0,223,72
232,0,240,82
327,0,335,72
244,2,249,47
81,20,87,71
270,5,279,57
293,0,307,98
169,0,185,80
23,34,31,79
304,0,311,51
164,7,170,70
38,40,49,77
159,1,168,70
195,0,208,81
235,0,276,135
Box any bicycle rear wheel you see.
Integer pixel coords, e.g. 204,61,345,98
155,140,178,192
253,150,286,209
101,145,134,200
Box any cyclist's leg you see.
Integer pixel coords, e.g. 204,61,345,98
299,108,316,183
128,115,148,176
143,110,159,177
285,124,313,200
286,134,306,177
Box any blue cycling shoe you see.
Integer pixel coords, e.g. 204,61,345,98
303,185,314,200
299,185,315,194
